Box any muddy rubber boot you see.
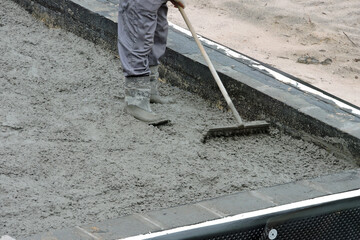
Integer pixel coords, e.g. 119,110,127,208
124,76,170,126
150,65,175,104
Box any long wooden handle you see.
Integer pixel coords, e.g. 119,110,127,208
177,7,244,126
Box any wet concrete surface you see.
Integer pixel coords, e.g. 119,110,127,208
0,0,358,238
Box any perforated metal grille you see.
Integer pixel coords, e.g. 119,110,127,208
205,227,264,240
273,207,360,240
205,207,360,240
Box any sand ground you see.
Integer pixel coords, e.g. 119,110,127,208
0,0,358,238
167,0,360,107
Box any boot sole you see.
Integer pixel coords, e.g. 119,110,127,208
124,105,171,126
148,119,171,126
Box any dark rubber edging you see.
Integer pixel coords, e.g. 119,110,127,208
11,0,360,164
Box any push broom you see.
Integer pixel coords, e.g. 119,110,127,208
176,5,270,142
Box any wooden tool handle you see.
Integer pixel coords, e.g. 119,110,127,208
177,7,244,126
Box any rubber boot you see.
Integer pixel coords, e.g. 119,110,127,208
150,65,175,104
124,76,170,125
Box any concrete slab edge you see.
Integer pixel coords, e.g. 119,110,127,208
22,169,360,239
121,189,360,240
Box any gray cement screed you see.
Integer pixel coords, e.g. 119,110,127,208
0,0,358,238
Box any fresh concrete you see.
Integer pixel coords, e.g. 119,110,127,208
11,0,360,162
1,0,359,239
24,170,360,239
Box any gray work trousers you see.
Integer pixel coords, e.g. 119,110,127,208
118,0,169,77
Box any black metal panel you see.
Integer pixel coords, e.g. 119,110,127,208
271,207,360,240
205,207,360,240
150,195,360,240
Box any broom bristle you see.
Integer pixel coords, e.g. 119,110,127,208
202,120,270,143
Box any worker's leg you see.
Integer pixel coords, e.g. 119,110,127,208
118,0,169,124
148,3,168,67
148,3,174,104
118,0,164,76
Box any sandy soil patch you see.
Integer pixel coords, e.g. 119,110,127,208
168,0,360,106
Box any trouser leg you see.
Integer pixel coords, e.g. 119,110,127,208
148,4,174,103
117,0,168,77
148,3,169,67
